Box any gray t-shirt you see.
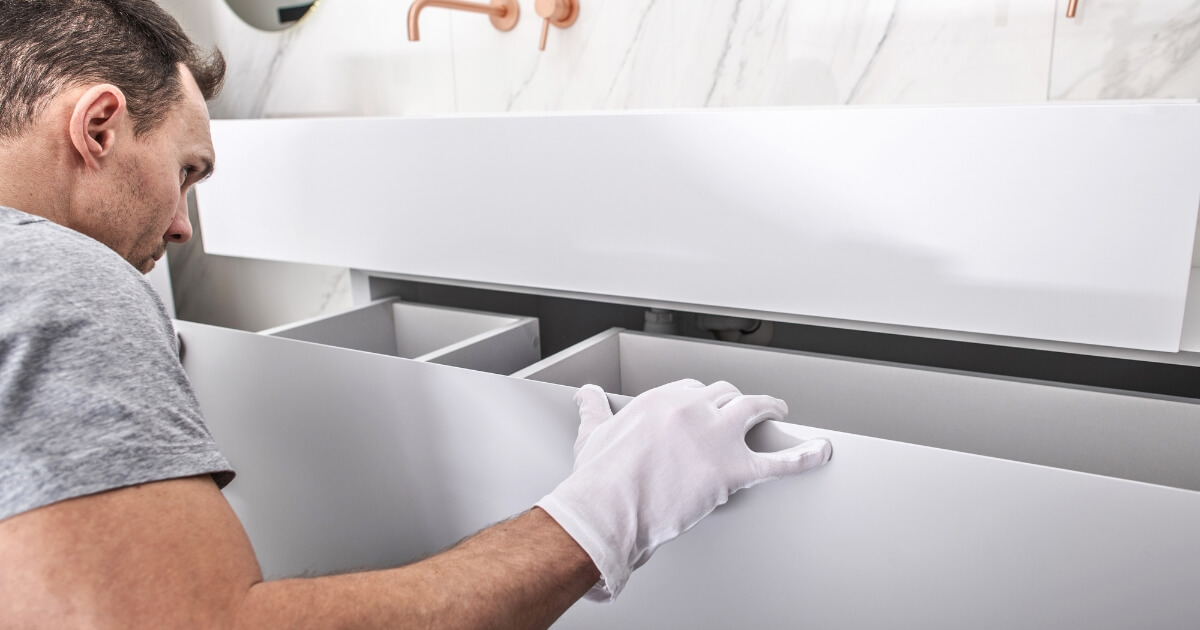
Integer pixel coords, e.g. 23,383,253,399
0,206,233,522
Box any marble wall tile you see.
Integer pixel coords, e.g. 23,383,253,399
1050,0,1200,100
781,0,895,105
260,2,457,116
448,0,797,111
170,1,457,118
792,0,1057,105
166,0,300,119
448,0,1057,112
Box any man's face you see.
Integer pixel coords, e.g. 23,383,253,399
88,66,214,274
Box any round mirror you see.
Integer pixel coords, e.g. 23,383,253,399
224,0,317,31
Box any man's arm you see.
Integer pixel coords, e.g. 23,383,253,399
0,380,831,628
0,475,598,630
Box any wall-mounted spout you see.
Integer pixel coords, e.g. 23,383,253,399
408,0,519,41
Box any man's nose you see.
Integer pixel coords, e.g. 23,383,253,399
167,196,193,244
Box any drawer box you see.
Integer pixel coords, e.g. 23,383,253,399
262,298,540,375
179,321,1200,629
514,328,1200,490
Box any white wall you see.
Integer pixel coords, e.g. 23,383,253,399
158,0,1200,330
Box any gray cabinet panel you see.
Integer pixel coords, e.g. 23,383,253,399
180,321,1200,629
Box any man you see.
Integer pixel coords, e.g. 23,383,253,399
0,1,833,627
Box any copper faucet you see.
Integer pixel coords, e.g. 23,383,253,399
408,0,519,41
535,0,578,51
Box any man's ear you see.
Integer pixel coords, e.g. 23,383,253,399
68,84,128,171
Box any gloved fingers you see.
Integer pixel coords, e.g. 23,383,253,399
749,437,834,484
702,380,743,408
573,384,614,457
716,393,789,429
670,378,706,389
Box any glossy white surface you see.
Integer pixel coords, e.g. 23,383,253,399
198,105,1200,351
179,321,1200,628
517,328,1200,490
263,299,541,375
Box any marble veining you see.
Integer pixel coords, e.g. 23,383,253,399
703,0,791,107
1050,0,1200,99
843,2,897,104
840,0,1057,104
702,0,743,106
247,26,300,117
597,1,658,109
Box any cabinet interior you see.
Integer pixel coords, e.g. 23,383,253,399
366,276,1200,401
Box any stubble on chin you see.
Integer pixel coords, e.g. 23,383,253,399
135,255,155,274
133,242,167,274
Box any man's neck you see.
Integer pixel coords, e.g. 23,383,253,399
0,134,73,223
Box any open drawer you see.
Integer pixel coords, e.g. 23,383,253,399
514,328,1200,490
261,298,540,375
179,321,1200,629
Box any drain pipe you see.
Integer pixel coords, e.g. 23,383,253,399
643,308,678,335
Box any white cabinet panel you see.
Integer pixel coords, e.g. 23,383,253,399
516,329,1200,489
197,105,1200,351
1051,0,1200,100
262,298,540,375
145,253,175,318
1184,269,1200,351
180,322,1200,628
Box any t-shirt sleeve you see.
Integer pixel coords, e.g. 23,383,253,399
0,237,234,522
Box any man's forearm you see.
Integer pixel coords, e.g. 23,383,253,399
234,508,599,630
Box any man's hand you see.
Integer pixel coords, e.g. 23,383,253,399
537,379,833,601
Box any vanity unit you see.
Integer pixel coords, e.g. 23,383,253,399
186,102,1200,628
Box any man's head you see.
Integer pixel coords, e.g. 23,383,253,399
0,0,225,273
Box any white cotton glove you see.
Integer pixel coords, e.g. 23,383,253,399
535,379,833,602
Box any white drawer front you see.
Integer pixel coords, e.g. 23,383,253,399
515,328,1200,490
262,298,540,375
197,105,1200,351
180,322,1200,629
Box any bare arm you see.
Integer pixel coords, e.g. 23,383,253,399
0,475,598,630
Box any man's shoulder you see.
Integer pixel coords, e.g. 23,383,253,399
1,206,153,293
0,205,49,228
0,206,167,330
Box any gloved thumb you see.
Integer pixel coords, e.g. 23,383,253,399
573,384,614,458
749,437,834,486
